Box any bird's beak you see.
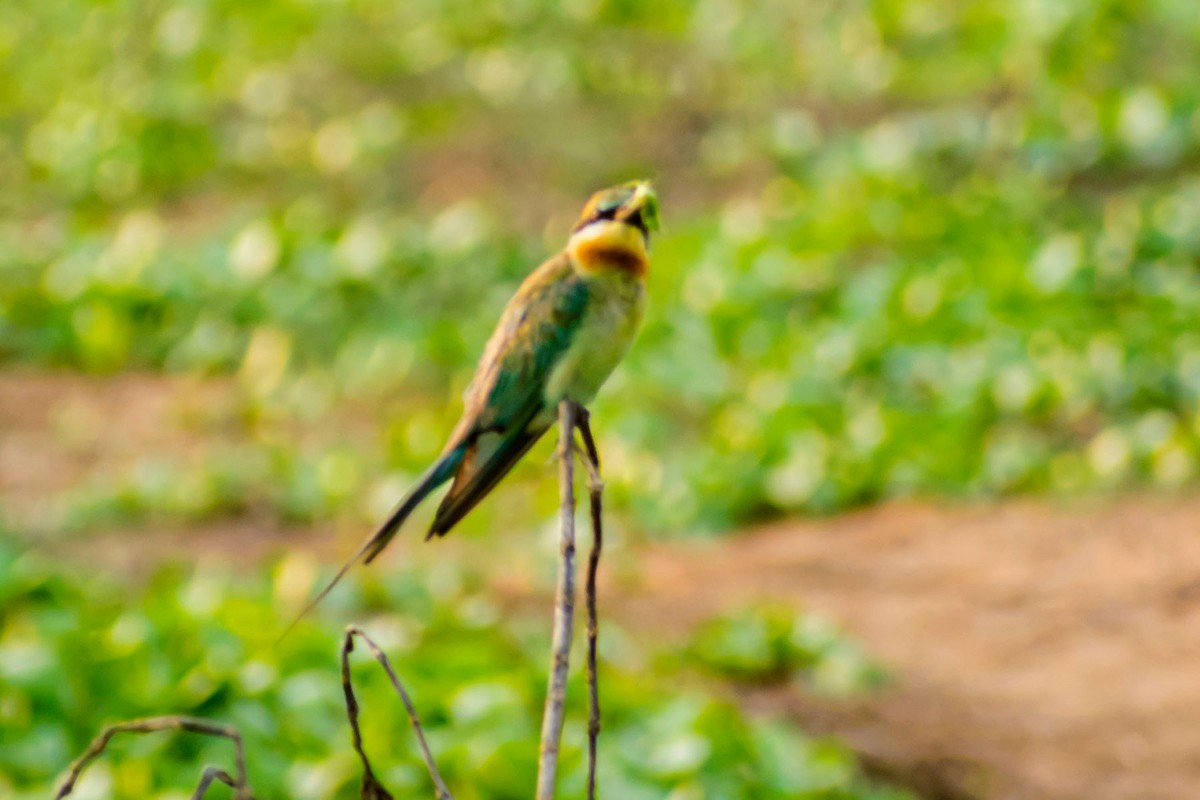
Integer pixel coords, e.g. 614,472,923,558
621,181,661,234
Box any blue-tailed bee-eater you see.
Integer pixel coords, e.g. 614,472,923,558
298,180,659,616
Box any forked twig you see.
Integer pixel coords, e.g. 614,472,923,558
576,413,604,800
341,625,453,800
194,767,239,799
536,400,579,800
53,716,252,800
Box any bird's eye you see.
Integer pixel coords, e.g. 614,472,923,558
595,204,619,221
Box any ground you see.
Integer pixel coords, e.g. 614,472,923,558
617,497,1200,800
5,373,1200,799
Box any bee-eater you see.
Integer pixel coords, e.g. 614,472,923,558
297,180,659,617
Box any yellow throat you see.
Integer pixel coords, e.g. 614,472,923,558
567,220,648,277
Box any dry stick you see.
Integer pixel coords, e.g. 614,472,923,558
576,413,604,800
341,625,453,800
535,400,579,800
193,767,239,800
54,716,252,800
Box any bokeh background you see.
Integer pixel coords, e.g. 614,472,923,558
3,0,1200,798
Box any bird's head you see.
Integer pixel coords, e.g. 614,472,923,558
567,180,660,276
573,180,660,240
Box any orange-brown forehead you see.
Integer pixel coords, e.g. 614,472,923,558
577,195,603,220
576,187,630,223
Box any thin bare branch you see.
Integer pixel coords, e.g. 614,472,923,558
536,400,579,800
193,767,237,800
576,412,605,800
342,625,453,800
54,716,251,800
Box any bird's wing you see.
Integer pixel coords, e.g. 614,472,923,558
428,253,590,536
277,255,586,638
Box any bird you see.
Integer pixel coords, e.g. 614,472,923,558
291,180,659,623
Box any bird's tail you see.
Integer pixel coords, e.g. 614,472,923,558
277,447,464,640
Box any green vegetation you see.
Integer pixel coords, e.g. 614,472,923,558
3,0,1199,797
3,0,1200,535
689,604,884,693
0,546,906,799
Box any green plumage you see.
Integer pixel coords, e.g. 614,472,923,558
427,252,642,538
288,181,655,626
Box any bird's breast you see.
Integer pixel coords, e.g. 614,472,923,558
544,274,644,407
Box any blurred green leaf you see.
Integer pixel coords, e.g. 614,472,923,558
0,546,902,799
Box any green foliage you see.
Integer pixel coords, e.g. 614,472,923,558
688,605,885,695
3,1,1200,533
0,547,905,800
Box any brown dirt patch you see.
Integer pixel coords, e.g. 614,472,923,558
612,497,1200,800
0,370,237,523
